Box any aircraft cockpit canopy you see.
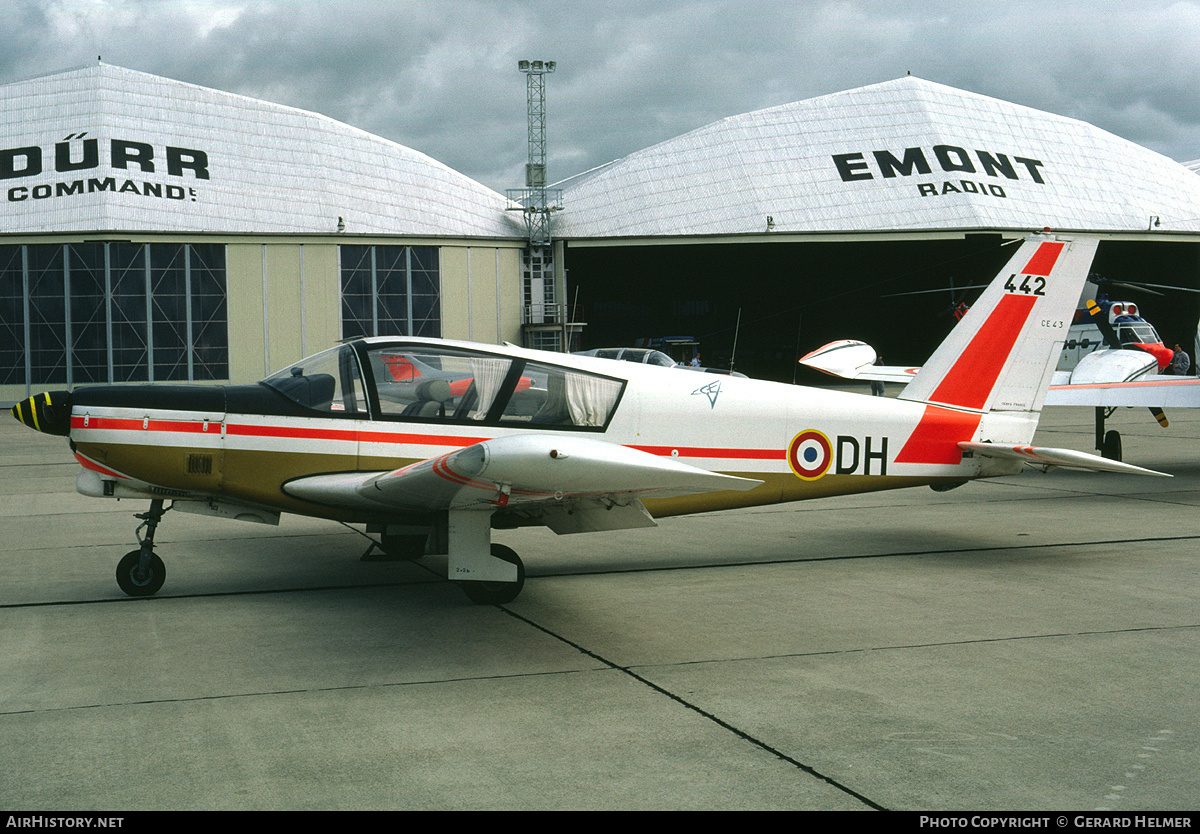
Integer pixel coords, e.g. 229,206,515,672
579,347,677,367
261,344,366,414
1116,322,1160,348
262,341,626,430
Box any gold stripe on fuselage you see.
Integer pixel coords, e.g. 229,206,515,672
77,434,955,526
640,472,951,518
73,438,425,523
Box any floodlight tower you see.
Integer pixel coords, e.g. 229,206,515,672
514,59,559,245
508,59,573,350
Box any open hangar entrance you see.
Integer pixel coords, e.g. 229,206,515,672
563,235,1200,384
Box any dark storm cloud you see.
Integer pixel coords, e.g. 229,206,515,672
5,1,1200,192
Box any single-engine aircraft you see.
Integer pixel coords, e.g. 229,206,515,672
11,233,1169,604
800,279,1200,461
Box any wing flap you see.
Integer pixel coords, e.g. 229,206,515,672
538,498,658,534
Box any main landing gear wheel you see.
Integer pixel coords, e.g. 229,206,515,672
1094,407,1123,462
116,549,166,597
1102,430,1123,462
457,544,525,605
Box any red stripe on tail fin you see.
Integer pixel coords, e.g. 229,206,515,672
927,293,1037,409
1023,241,1064,276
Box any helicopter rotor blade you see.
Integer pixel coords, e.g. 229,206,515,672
881,284,988,298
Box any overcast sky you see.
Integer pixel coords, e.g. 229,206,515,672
5,0,1200,192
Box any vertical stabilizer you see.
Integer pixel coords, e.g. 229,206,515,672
900,233,1098,414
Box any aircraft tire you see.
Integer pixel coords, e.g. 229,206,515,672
457,544,525,605
1102,430,1123,462
116,549,166,597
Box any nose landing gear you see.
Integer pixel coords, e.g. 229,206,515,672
115,499,168,597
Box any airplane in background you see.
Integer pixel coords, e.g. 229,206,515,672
801,279,1200,461
573,346,747,377
11,233,1168,605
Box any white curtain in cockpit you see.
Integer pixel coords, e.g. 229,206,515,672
565,372,621,426
470,357,511,418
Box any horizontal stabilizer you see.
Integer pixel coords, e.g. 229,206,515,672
958,441,1170,477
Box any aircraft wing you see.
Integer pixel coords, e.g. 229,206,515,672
959,441,1170,477
284,434,764,534
797,340,917,383
1046,375,1200,408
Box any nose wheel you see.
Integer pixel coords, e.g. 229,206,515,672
116,549,166,596
116,500,169,597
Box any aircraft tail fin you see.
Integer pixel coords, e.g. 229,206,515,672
899,233,1098,414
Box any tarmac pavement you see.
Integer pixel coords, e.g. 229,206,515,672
0,404,1196,810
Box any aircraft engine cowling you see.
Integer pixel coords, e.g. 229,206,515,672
11,391,72,436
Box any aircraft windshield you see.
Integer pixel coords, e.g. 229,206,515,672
1118,323,1160,346
363,344,624,429
261,345,366,415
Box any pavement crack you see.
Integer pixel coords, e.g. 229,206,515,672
498,604,888,811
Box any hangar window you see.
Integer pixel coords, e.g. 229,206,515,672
0,242,227,393
340,245,440,340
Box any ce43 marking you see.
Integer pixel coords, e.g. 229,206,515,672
1004,273,1046,296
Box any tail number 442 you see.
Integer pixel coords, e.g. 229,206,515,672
1004,273,1046,296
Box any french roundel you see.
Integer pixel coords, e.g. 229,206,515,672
788,430,832,480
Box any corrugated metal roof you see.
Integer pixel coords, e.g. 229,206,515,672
0,64,524,238
555,77,1200,238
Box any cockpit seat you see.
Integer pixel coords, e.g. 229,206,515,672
402,378,453,418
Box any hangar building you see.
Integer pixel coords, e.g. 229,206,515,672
0,64,528,402
4,67,1200,395
555,77,1200,380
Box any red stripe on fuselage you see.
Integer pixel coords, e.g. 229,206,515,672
74,452,128,479
894,405,982,465
71,416,213,434
72,415,779,463
629,444,784,460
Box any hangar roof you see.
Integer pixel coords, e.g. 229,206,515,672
555,77,1200,239
0,64,523,238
